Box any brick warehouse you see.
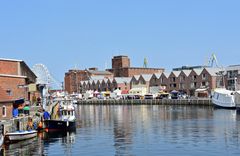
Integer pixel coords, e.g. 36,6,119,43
0,58,37,101
65,68,113,94
107,55,165,77
64,55,165,94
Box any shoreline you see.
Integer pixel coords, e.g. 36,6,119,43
77,98,213,106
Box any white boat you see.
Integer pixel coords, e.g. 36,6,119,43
212,88,236,108
0,134,3,147
5,130,37,143
0,124,4,147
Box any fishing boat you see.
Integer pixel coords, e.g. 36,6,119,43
4,130,37,143
44,100,76,131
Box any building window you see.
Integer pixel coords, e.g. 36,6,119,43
160,78,163,83
192,75,197,81
171,77,176,82
2,106,6,117
6,89,12,96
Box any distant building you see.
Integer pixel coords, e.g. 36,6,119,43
225,65,240,91
107,55,164,77
64,68,113,94
0,58,37,101
173,66,209,71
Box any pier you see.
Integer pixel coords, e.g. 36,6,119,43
77,98,213,106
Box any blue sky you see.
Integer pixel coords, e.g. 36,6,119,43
0,0,240,82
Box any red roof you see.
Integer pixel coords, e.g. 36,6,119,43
0,86,13,102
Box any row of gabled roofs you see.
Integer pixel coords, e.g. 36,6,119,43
80,67,223,85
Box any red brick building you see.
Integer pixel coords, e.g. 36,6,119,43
0,58,37,101
64,68,113,94
107,56,164,77
0,86,14,120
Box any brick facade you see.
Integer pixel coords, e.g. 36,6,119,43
0,102,13,120
0,76,27,100
0,60,19,75
107,55,164,77
65,69,113,94
0,58,37,101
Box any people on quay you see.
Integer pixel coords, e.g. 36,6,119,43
43,109,51,120
27,117,33,130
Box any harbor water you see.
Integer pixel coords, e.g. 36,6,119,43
2,105,240,156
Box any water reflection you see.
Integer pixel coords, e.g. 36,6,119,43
3,137,42,156
77,105,240,155
2,105,240,155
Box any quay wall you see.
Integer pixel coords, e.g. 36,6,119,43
77,99,213,106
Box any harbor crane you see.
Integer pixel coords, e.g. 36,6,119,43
205,53,220,68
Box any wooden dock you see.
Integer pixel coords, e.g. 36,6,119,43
77,98,213,106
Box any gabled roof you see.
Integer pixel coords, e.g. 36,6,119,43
90,76,105,81
193,68,203,75
114,77,132,84
154,73,162,79
133,75,140,80
181,70,191,77
162,72,170,78
107,78,114,83
172,71,181,77
140,74,153,82
204,68,223,76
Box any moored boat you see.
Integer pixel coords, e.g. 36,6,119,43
44,100,76,131
0,124,4,147
4,130,37,143
212,88,236,109
0,134,3,147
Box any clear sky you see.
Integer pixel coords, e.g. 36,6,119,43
1,0,240,82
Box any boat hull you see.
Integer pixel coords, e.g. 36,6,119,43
212,89,236,109
44,120,76,131
5,130,37,143
0,134,3,147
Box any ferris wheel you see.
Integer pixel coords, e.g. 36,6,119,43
32,64,62,89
